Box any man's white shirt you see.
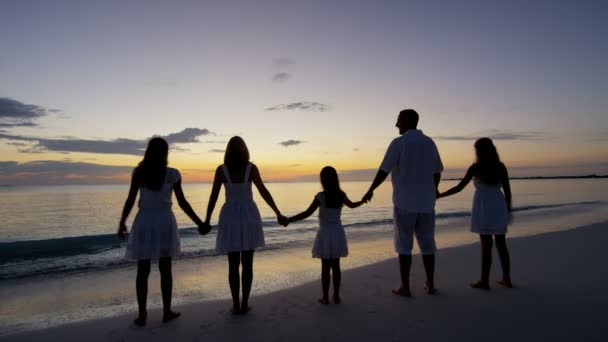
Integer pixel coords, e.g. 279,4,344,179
379,129,443,213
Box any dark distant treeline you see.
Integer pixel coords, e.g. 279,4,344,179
445,174,608,181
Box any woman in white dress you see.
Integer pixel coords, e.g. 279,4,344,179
203,136,286,315
437,138,513,290
118,137,206,326
284,166,365,305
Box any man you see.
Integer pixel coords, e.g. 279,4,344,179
363,109,443,296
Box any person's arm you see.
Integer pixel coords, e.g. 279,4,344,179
118,171,139,239
362,170,388,203
287,198,320,224
344,194,365,209
173,180,205,231
432,140,443,197
251,164,286,222
364,138,399,202
204,166,224,225
501,164,512,212
437,165,474,199
433,172,442,197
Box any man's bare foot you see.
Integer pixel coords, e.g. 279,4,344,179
497,279,514,288
162,311,181,323
470,280,490,290
392,287,412,297
424,282,438,295
333,295,342,304
133,313,147,327
318,298,329,305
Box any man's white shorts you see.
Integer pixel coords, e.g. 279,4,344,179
393,207,436,255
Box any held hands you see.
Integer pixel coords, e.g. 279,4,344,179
362,190,373,203
277,214,289,227
198,221,212,235
117,222,128,239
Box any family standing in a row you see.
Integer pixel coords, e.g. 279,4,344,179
117,109,514,327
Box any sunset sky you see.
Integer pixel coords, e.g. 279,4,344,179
1,0,607,184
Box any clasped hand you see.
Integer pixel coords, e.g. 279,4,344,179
277,214,289,227
198,222,212,235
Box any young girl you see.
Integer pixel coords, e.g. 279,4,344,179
118,137,206,326
285,166,365,305
204,136,286,315
437,138,513,290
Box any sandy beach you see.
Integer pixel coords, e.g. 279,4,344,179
3,218,607,342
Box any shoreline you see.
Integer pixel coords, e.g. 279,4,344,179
2,220,608,341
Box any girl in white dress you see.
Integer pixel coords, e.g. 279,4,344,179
203,136,286,315
118,137,206,326
285,166,364,305
437,138,513,290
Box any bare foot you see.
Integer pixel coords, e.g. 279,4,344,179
392,287,412,297
497,279,514,288
133,312,146,327
424,282,438,295
333,295,342,304
240,303,252,315
318,298,330,305
162,311,181,323
470,280,490,290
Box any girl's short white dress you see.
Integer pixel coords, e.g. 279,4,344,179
312,192,349,259
471,178,509,235
216,163,265,253
126,168,181,260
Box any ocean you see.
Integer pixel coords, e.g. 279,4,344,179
1,179,607,280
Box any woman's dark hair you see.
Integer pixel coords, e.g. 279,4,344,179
474,137,504,184
224,136,250,171
320,166,345,209
134,137,169,191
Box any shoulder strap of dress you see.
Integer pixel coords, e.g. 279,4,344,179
244,163,252,183
222,164,232,184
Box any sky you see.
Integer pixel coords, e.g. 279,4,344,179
1,0,607,185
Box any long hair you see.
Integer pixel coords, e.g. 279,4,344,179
224,136,250,172
320,166,345,209
474,137,502,184
134,137,169,191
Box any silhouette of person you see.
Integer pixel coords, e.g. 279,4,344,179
362,109,443,296
437,138,513,289
118,137,207,326
202,136,287,315
282,166,365,305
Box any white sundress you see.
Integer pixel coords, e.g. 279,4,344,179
216,163,265,253
126,168,181,260
311,192,349,259
471,178,509,235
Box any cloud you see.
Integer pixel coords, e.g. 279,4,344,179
0,128,212,156
265,102,330,112
273,57,295,68
0,160,132,185
209,148,225,153
163,128,211,144
0,97,60,127
433,130,550,141
353,148,360,152
279,139,305,147
272,72,291,83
